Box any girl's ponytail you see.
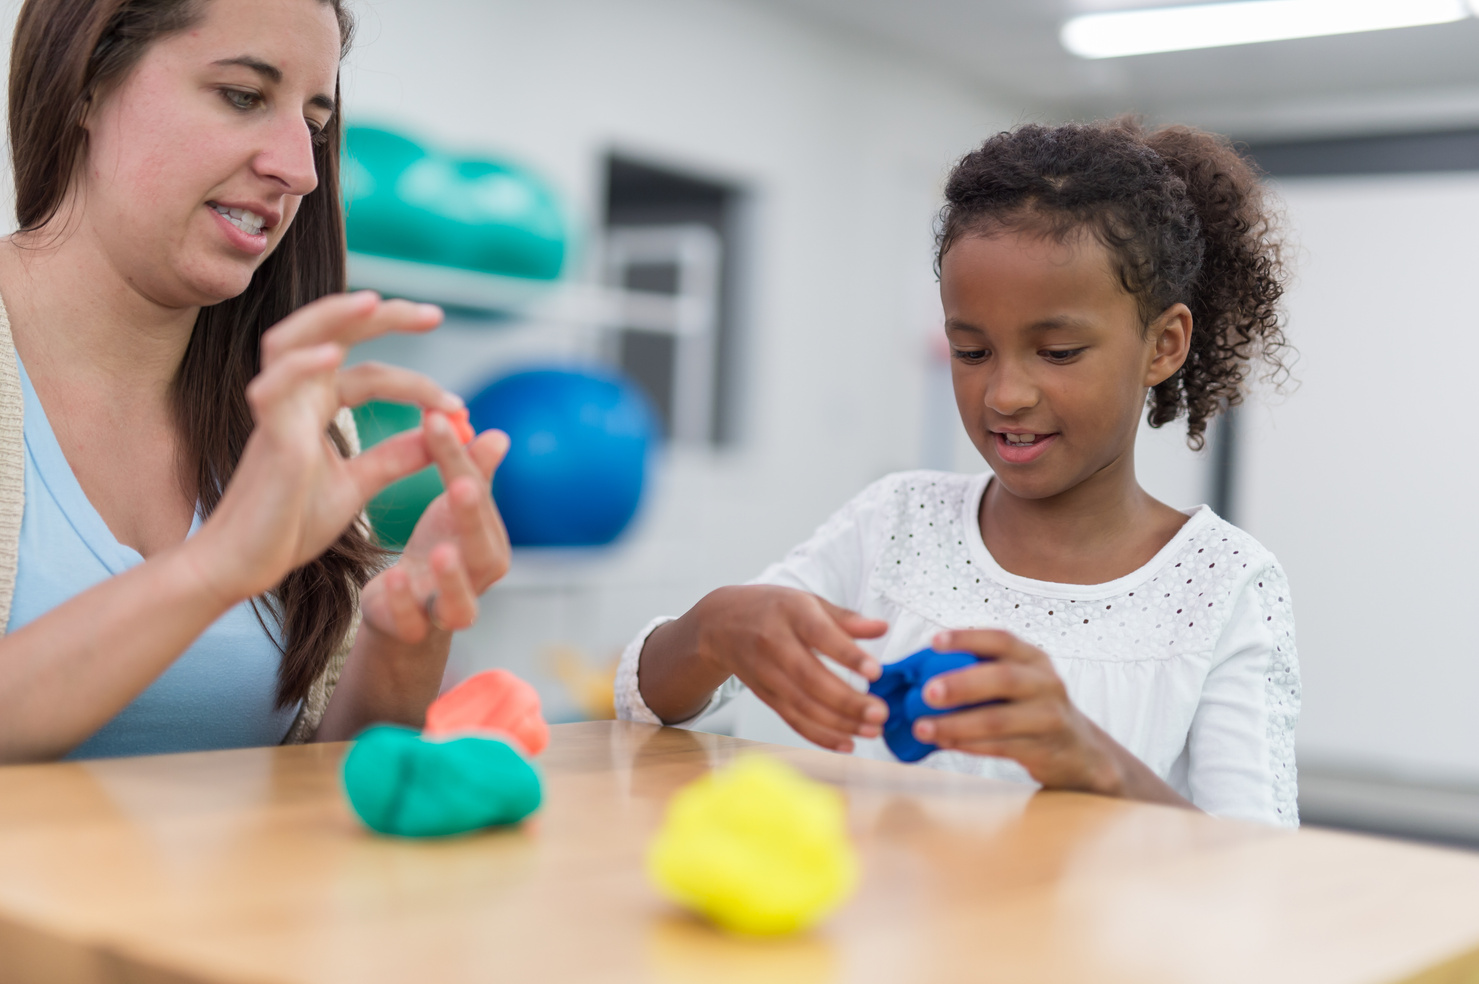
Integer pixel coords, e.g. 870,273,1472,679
1143,126,1289,444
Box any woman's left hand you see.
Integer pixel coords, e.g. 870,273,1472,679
912,629,1127,796
360,413,512,643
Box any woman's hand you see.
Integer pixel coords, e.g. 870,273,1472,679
914,629,1193,807
642,585,891,752
360,415,512,642
186,291,458,604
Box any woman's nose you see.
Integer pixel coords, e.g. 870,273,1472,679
254,117,320,197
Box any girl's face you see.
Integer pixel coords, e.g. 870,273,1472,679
76,0,341,308
940,229,1189,501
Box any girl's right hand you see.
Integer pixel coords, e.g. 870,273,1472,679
689,585,891,751
184,291,459,604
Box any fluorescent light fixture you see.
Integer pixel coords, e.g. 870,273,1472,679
1062,0,1474,59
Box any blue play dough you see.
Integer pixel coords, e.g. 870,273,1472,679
868,648,992,762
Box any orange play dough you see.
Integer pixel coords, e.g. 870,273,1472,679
424,669,550,756
430,407,475,445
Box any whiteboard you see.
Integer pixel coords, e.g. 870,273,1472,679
1239,172,1479,784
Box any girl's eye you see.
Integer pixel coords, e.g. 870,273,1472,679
1042,348,1086,363
220,88,262,112
952,348,988,363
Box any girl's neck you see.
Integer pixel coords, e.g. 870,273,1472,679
0,221,198,407
979,449,1190,586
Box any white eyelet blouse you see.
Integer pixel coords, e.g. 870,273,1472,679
616,470,1301,827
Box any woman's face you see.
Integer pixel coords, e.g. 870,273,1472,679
77,0,341,308
940,228,1188,502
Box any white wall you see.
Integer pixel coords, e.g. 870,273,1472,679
334,0,1020,716
1240,173,1479,785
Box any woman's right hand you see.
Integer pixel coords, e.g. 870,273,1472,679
184,291,458,604
682,585,891,751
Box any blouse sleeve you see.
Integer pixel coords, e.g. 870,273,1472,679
613,475,897,726
1185,560,1302,827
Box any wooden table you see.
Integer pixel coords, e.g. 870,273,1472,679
1,722,1478,984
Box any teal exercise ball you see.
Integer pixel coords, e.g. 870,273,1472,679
352,400,443,550
342,125,566,281
467,368,658,547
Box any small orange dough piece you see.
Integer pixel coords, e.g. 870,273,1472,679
429,407,475,445
424,669,550,756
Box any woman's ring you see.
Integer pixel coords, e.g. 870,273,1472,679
424,592,449,632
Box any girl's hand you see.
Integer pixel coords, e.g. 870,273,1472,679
188,292,457,603
360,415,512,642
913,629,1126,795
689,585,891,752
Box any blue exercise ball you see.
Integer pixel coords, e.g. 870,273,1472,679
467,368,658,547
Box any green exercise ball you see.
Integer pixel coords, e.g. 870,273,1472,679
343,125,566,281
353,400,442,550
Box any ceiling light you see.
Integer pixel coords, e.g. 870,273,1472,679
1061,0,1473,59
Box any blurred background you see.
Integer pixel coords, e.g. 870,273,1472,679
4,0,1477,844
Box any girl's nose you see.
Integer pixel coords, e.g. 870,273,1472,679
983,361,1040,417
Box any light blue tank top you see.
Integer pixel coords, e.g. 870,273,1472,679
6,353,300,759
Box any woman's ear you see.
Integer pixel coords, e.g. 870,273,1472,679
1145,303,1192,387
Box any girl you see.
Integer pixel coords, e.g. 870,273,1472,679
0,0,511,762
618,120,1299,826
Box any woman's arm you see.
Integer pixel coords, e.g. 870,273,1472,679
0,543,234,762
0,293,460,762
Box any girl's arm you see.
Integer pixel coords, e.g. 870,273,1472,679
0,293,458,763
914,628,1195,809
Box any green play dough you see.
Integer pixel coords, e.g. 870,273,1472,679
342,725,542,837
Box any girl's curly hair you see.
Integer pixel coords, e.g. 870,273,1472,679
936,118,1290,450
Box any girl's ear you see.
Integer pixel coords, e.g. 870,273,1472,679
1145,303,1192,387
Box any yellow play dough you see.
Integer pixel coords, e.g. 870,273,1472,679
647,755,859,936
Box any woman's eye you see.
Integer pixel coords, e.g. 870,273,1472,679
1042,348,1086,363
220,88,262,112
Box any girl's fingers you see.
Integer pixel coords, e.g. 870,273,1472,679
922,660,1034,709
337,362,462,413
796,605,884,682
917,699,1063,748
428,543,479,631
817,598,890,641
775,644,889,730
261,293,443,366
934,628,1046,665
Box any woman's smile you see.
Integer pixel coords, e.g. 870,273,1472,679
206,201,271,255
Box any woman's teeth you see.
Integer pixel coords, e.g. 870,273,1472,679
210,203,265,236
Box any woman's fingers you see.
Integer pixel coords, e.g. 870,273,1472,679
244,343,343,424
260,293,443,367
376,566,430,643
427,543,479,631
424,415,511,584
343,430,432,500
337,362,462,414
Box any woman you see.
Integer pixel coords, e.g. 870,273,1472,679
0,0,512,762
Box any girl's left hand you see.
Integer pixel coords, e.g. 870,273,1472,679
360,413,512,643
912,629,1125,796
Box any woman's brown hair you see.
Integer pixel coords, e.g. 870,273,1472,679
8,0,384,708
936,118,1290,450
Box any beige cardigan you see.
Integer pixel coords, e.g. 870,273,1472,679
0,300,358,746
